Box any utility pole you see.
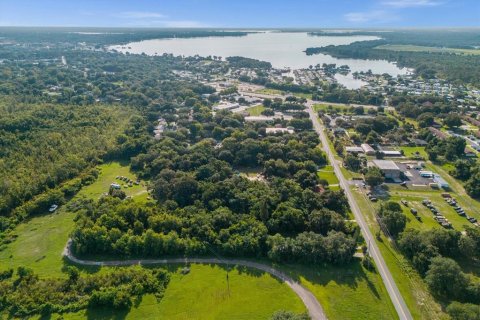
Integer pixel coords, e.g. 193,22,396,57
226,272,230,296
205,242,231,297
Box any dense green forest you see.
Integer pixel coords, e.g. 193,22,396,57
0,266,169,317
72,109,359,265
0,102,134,217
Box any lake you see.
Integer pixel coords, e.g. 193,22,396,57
111,32,410,89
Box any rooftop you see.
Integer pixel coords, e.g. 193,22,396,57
372,160,400,171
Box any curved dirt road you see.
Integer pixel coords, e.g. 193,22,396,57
63,240,327,320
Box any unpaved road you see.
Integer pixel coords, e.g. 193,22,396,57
63,240,327,320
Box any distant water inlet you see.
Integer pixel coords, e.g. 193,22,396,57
111,32,410,89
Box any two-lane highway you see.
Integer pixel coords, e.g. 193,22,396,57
307,104,413,320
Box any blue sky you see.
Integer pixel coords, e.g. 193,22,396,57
0,0,478,28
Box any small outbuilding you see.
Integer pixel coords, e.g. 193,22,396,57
361,143,376,156
345,146,364,154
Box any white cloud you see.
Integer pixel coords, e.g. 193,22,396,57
115,11,166,19
344,10,399,23
381,0,443,8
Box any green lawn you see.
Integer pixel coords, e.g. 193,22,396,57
313,103,350,114
318,165,340,190
81,161,150,203
0,207,74,278
255,88,284,96
282,262,398,320
399,146,428,160
246,104,265,116
58,264,306,320
376,44,480,55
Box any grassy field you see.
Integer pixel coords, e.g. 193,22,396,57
81,161,150,203
386,185,477,232
255,88,284,96
246,104,265,116
282,261,398,320
0,206,74,278
318,165,340,190
57,264,306,320
399,146,428,160
376,44,480,55
314,103,350,113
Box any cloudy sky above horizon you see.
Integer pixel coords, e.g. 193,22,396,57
0,0,479,28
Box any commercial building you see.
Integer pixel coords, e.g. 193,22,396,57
371,160,402,181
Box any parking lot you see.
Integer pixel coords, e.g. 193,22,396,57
396,163,434,186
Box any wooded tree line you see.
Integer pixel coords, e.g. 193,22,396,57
72,109,359,265
0,102,134,217
398,227,480,318
0,266,169,317
309,30,480,49
0,28,249,46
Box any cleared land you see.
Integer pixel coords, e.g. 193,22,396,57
57,264,306,320
246,104,266,116
313,103,350,113
317,165,340,190
283,262,398,320
255,88,312,100
81,161,150,202
255,88,284,96
376,44,480,55
399,146,428,160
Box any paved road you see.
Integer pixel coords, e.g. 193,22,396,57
63,240,327,320
307,105,413,320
